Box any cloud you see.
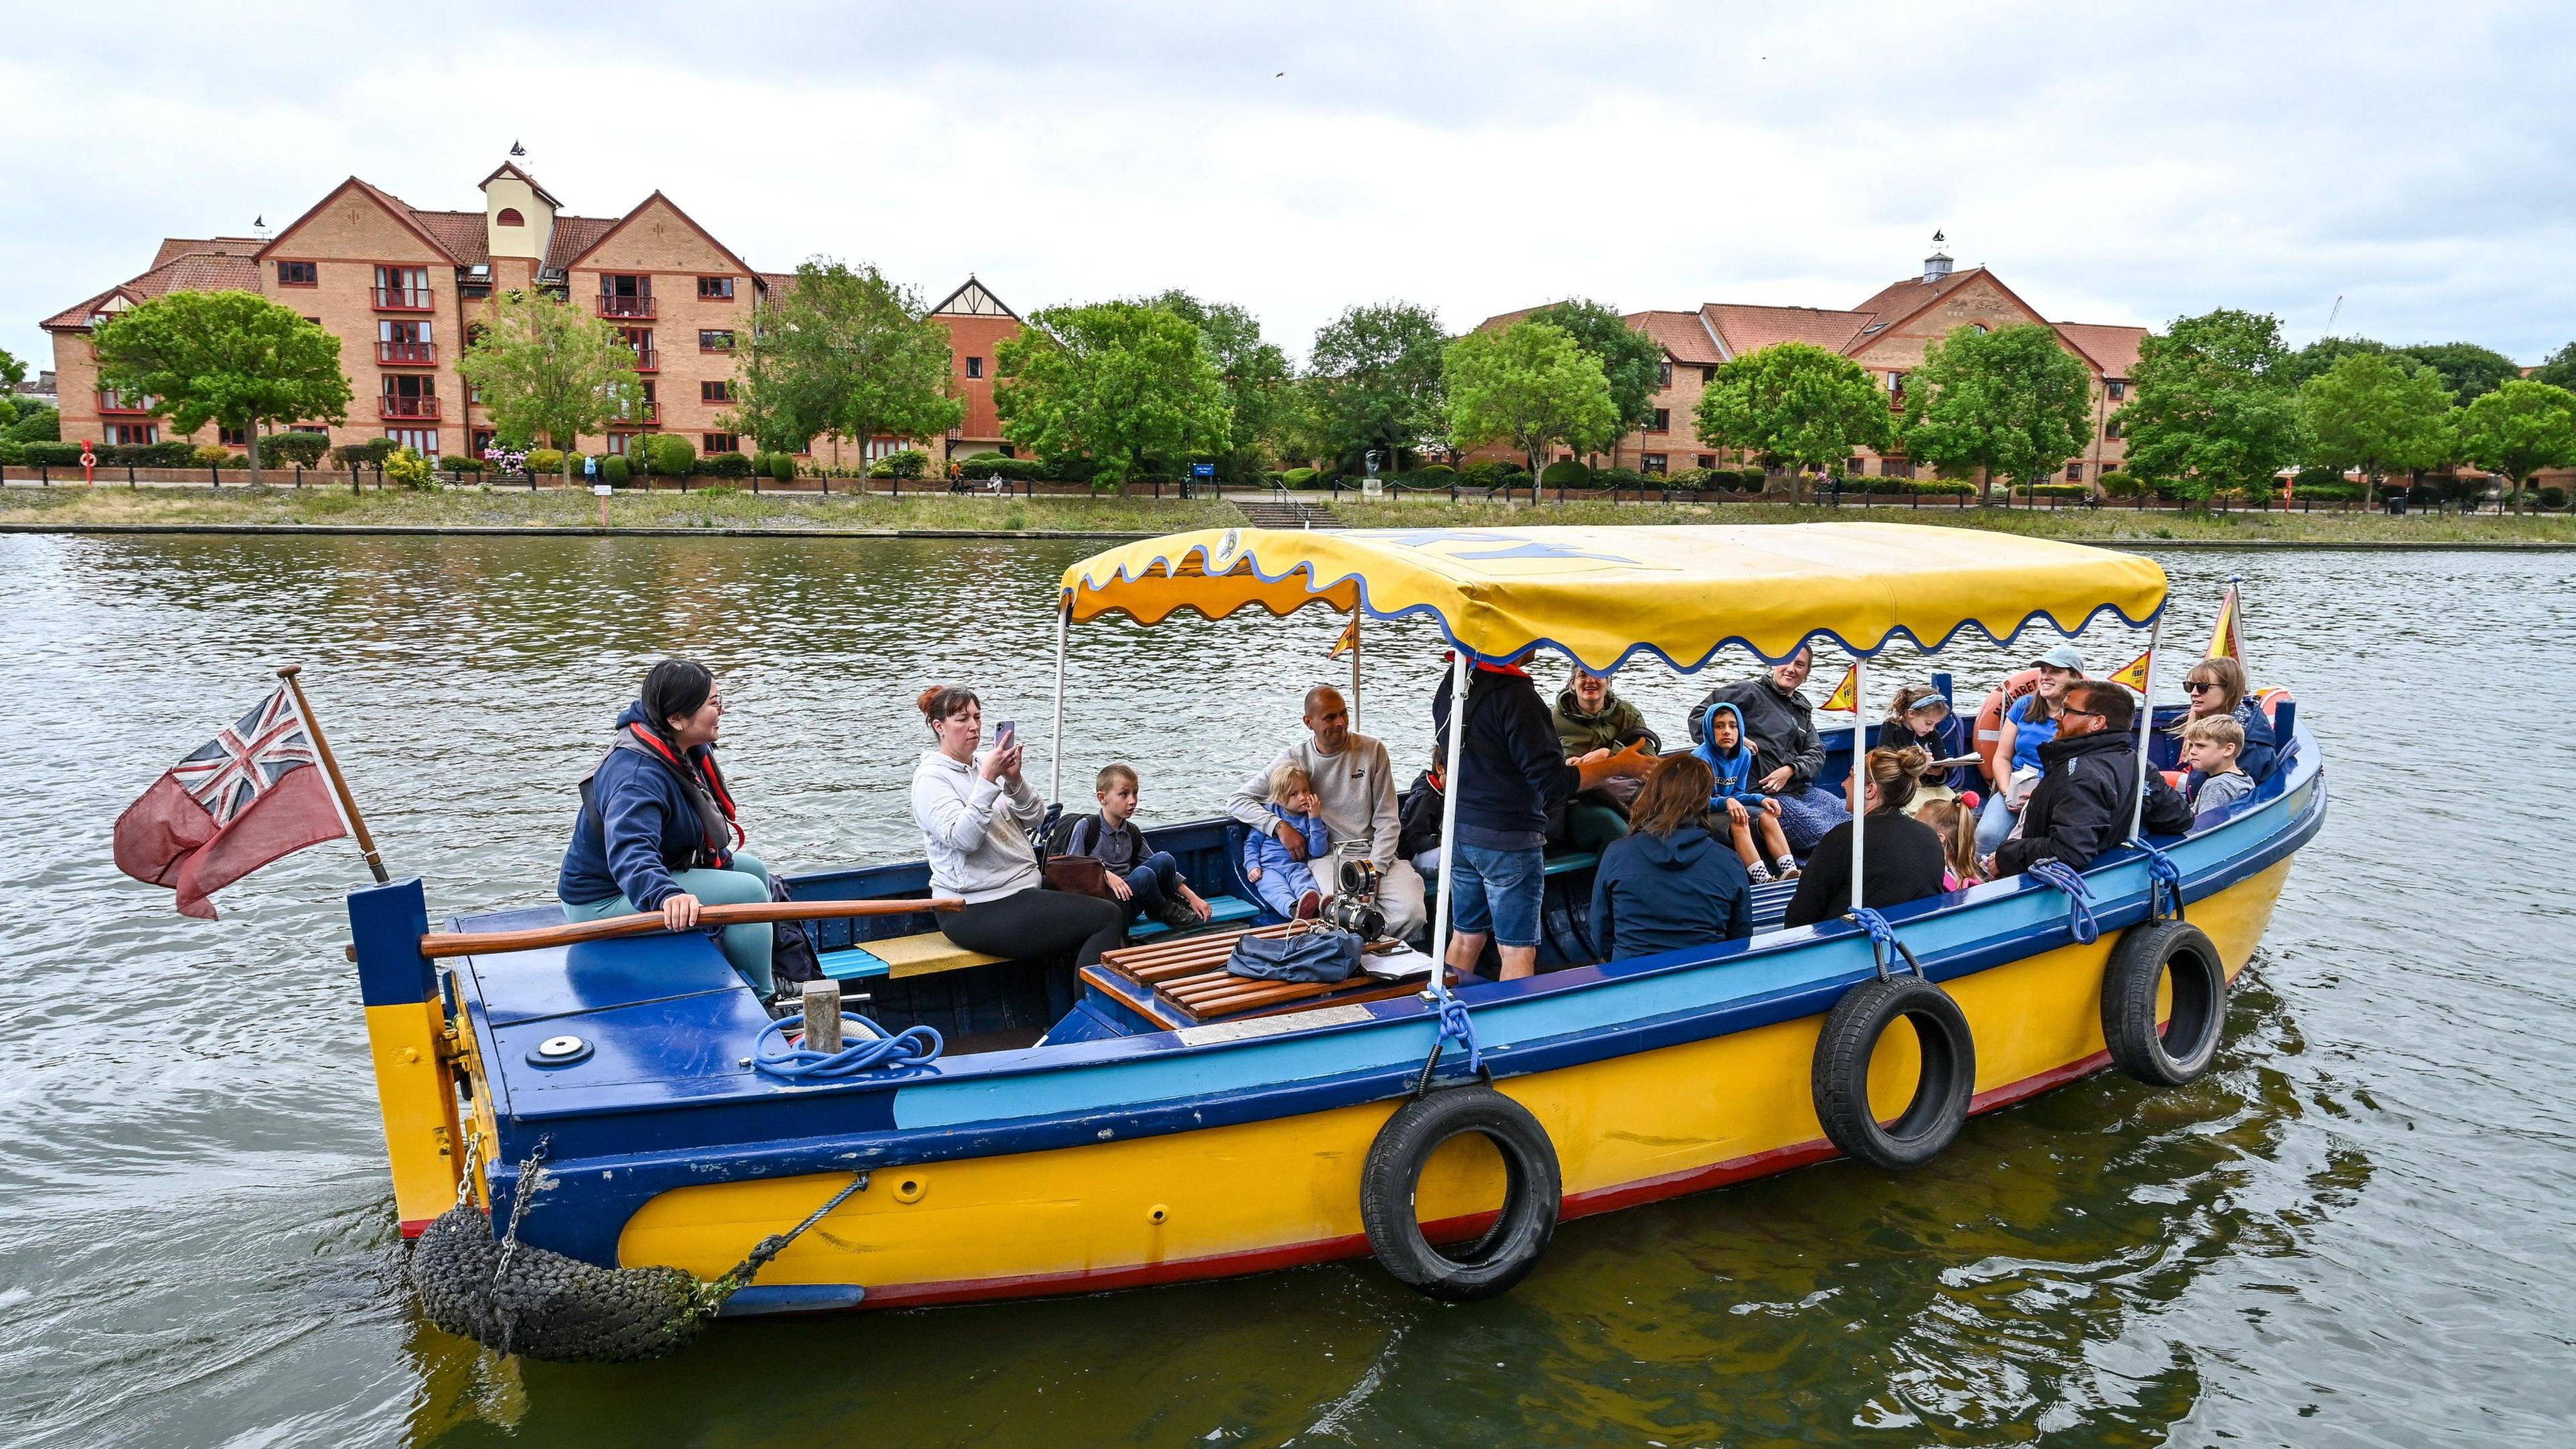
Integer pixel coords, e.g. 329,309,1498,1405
5,0,2573,374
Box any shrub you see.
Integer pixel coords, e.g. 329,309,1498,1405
5,407,60,443
1664,466,1719,488
2292,482,2362,502
447,454,484,474
1281,466,1319,488
1901,479,1976,496
701,451,754,478
260,431,331,467
1406,465,1456,487
1538,459,1589,489
2096,470,2141,497
23,441,82,466
193,444,232,467
0,441,19,465
645,433,695,478
880,447,927,480
600,453,631,486
965,454,1043,482
2536,486,2567,509
2025,482,2093,499
1596,466,1645,490
770,451,797,483
384,446,433,489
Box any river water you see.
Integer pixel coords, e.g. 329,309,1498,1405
0,532,2567,1447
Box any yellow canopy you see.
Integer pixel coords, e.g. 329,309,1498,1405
1061,523,2166,670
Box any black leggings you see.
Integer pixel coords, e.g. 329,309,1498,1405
941,887,1128,968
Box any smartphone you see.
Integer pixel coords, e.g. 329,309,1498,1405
993,719,1016,753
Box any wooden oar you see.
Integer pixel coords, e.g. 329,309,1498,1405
412,898,963,961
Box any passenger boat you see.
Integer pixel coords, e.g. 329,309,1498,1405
354,524,2322,1354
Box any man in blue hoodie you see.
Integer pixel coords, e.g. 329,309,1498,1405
557,659,777,994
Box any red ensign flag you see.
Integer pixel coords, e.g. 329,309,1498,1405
114,688,348,918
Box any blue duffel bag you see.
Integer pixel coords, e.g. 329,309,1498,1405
1225,924,1362,984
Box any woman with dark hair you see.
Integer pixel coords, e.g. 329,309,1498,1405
558,658,780,994
910,684,1126,969
1586,754,1752,962
1782,745,1950,929
2178,655,2278,786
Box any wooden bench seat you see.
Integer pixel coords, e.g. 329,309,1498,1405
815,893,1263,981
1085,924,1452,1030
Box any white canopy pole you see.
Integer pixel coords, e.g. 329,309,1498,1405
1431,649,1469,977
1849,657,1868,918
1046,596,1069,807
2128,614,2165,841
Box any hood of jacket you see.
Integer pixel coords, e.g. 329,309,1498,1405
613,700,710,761
1699,702,1752,759
1628,823,1717,869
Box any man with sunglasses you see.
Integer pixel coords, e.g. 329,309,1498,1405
1986,680,2192,879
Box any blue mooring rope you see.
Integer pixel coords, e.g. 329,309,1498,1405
753,1015,944,1081
1434,990,1483,1076
2137,841,2187,922
2027,859,2101,944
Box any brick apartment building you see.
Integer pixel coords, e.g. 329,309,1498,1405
1482,239,2149,484
41,160,1017,468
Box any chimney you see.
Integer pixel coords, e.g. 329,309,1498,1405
1923,231,1953,284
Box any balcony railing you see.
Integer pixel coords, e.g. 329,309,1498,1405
378,395,441,420
377,340,437,365
96,391,156,415
373,286,435,312
630,348,659,373
597,294,657,319
608,402,661,427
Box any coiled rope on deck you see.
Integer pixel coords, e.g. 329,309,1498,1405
2027,859,2101,944
751,1014,943,1081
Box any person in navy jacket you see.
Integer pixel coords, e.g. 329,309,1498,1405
557,659,778,994
1589,755,1752,961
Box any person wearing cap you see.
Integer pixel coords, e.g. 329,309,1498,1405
1976,644,2085,855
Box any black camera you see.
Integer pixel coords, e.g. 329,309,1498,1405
1324,853,1387,941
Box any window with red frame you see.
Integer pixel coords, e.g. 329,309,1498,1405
103,423,158,445
699,329,736,353
698,276,735,300
276,260,317,286
703,432,739,454
700,380,732,403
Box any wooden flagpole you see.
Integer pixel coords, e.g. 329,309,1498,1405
276,664,390,883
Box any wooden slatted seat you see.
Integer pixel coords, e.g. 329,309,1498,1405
817,932,1007,981
1086,924,1451,1030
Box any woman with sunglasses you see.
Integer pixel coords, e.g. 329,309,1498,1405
2178,655,2279,787
1976,645,2085,855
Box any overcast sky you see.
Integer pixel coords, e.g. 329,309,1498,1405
5,1,2572,375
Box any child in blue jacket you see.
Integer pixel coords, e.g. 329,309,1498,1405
1693,701,1798,882
1242,761,1329,919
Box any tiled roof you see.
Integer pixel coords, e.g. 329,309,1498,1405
41,251,262,330
545,215,619,270
150,236,264,268
408,210,490,265
478,161,562,209
1699,303,1876,356
1627,309,1725,365
1846,266,1987,327
2051,321,2148,378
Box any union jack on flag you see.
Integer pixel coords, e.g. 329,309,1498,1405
172,690,321,826
115,684,350,918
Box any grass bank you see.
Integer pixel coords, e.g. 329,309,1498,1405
0,484,1242,534
1322,496,2576,544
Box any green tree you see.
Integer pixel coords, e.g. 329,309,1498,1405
2533,339,2576,392
1442,321,1619,481
1895,323,2095,504
0,344,25,390
1525,299,1666,453
728,259,963,472
458,288,643,479
1150,290,1292,484
2118,309,2305,506
1305,302,1449,470
89,290,352,485
994,300,1232,488
1692,341,1888,506
2277,335,2390,390
2455,378,2576,513
2396,341,2520,405
2298,351,2455,505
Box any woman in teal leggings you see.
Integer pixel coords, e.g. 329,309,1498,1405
557,658,778,994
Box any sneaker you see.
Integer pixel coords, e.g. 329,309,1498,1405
1152,899,1203,932
1746,861,1774,884
1295,889,1323,920
1774,856,1802,880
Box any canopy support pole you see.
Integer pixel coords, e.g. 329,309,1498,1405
1348,610,1362,731
1431,649,1469,979
1047,594,1069,807
2128,614,2164,841
1848,657,1867,917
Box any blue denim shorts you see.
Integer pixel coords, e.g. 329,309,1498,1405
1448,842,1546,949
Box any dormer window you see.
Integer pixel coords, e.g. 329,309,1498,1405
495,208,525,227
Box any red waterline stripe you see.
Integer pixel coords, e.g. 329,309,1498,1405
852,1051,2121,1309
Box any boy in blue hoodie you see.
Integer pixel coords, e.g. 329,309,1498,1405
1242,761,1330,919
1693,701,1799,883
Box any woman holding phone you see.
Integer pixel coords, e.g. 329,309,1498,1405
910,684,1127,968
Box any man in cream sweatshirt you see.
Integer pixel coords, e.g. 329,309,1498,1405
1226,686,1426,939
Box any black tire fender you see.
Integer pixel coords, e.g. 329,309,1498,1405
2100,918,2229,1087
1359,1087,1561,1303
1811,974,1977,1171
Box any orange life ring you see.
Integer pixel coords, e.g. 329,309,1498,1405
1972,668,2043,785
